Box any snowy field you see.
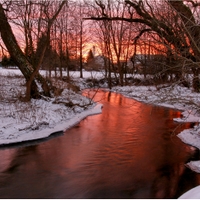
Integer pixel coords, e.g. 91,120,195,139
1,68,200,198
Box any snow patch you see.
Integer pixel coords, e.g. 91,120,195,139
0,104,102,145
178,129,200,150
186,161,200,173
178,185,200,199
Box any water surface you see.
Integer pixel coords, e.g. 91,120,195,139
0,89,200,198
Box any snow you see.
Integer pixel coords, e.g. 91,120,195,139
1,68,200,198
178,185,200,199
0,68,103,145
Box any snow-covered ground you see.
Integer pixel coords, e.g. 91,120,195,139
1,68,200,198
178,185,200,199
0,69,103,145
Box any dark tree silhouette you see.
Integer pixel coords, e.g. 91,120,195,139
85,0,200,91
0,1,66,101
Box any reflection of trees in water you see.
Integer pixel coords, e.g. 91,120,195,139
0,145,39,197
151,148,200,198
1,90,200,198
151,163,182,198
106,91,123,106
175,167,199,198
3,145,38,174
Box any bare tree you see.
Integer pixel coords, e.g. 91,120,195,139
86,0,136,87
168,0,200,90
85,0,200,91
0,0,66,101
52,0,90,79
124,0,200,91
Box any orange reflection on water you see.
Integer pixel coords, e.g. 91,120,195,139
0,90,200,199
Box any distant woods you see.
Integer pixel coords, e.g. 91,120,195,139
0,0,200,100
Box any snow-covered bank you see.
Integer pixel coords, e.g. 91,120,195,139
0,68,103,145
178,185,200,199
0,103,102,145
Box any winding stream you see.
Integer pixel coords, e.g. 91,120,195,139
0,89,200,198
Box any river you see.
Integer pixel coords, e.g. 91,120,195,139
0,89,200,198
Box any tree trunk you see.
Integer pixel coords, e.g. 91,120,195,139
168,0,200,92
0,3,51,100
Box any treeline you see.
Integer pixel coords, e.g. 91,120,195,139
0,0,199,100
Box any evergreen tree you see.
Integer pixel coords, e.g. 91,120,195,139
86,49,94,63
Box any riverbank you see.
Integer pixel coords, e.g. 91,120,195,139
0,69,103,145
1,68,200,174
